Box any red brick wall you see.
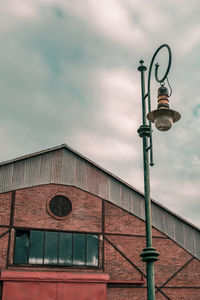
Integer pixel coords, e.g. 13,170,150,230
0,192,12,269
0,228,9,269
14,185,102,232
105,200,165,237
0,184,200,300
107,288,147,299
104,201,200,299
0,192,12,226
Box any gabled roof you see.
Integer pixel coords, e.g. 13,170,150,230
0,144,200,259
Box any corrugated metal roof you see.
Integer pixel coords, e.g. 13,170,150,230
0,144,199,259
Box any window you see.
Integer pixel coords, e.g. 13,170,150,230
14,229,99,267
48,195,72,218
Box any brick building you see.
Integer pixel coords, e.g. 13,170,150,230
0,144,200,300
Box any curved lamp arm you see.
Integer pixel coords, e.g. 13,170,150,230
147,44,172,116
147,44,172,166
138,44,181,166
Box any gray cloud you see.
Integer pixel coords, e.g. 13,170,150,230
0,0,200,226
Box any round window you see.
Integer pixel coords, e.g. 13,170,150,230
49,195,72,218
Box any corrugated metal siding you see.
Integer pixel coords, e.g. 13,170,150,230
75,157,88,190
161,210,174,238
12,161,25,190
50,149,63,184
183,223,195,254
108,178,121,207
152,204,165,233
130,192,145,220
24,156,41,187
95,170,108,200
39,152,53,184
61,149,76,185
121,185,131,212
0,146,199,260
0,163,13,192
193,230,200,258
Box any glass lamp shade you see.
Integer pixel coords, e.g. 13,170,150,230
154,111,173,131
147,108,181,132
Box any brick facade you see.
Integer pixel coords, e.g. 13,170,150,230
0,183,200,299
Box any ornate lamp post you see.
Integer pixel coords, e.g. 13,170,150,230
137,44,181,300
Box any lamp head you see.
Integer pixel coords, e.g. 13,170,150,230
147,85,181,132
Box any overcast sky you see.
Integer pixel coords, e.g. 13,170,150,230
0,0,200,227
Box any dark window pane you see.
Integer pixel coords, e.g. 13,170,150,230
49,196,72,217
59,232,72,265
29,231,44,264
73,233,86,266
44,232,58,265
14,230,29,264
14,229,99,268
86,235,99,267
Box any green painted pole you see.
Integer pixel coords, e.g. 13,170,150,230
137,60,159,300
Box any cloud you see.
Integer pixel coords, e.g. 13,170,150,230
94,68,140,136
176,24,200,56
192,103,200,118
55,0,146,48
2,0,40,21
0,0,200,227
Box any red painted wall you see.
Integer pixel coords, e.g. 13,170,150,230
1,271,108,300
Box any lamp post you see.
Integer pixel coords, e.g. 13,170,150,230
137,44,181,300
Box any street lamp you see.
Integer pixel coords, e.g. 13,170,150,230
137,44,181,300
